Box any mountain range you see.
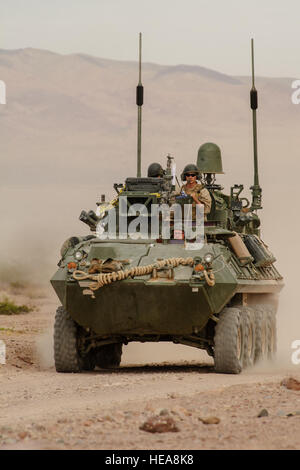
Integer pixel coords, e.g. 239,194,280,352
0,47,298,193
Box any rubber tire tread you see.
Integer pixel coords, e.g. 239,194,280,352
265,305,277,359
240,306,256,368
54,306,81,373
253,305,268,363
214,308,244,374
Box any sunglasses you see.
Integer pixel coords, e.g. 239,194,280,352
186,173,197,177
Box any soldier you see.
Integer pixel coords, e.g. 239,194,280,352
147,162,164,178
180,164,211,220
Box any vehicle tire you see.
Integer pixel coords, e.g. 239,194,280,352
253,305,269,363
214,308,246,374
266,305,277,359
240,306,256,368
54,306,94,372
95,343,123,369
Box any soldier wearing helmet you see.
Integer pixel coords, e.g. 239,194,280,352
147,162,164,178
180,163,211,219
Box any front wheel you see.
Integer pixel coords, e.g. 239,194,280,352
214,308,246,374
54,306,95,372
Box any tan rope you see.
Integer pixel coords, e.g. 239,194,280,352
203,270,215,287
73,257,194,291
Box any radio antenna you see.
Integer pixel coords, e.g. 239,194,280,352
136,32,143,177
250,38,262,210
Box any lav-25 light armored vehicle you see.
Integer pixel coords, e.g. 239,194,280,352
51,38,284,374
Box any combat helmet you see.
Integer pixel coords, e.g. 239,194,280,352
147,162,164,177
181,163,200,181
197,142,224,174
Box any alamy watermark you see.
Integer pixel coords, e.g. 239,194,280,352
0,80,6,104
95,197,205,249
291,80,300,104
291,339,300,365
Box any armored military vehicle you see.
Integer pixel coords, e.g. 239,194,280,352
51,38,283,374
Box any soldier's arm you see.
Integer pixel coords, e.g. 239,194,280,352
196,188,212,214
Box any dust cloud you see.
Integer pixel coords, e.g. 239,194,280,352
35,327,55,369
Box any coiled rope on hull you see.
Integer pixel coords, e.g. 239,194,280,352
73,257,194,291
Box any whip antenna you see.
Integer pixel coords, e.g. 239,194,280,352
250,38,262,210
136,32,143,177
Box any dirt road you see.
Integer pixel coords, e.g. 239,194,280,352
0,282,299,450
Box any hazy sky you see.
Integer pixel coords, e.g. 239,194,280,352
2,0,300,77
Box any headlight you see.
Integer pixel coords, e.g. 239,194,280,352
74,251,84,261
203,253,213,264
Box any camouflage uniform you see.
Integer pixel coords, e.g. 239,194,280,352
180,182,211,220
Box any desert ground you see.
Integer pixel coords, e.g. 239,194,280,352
0,280,299,451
